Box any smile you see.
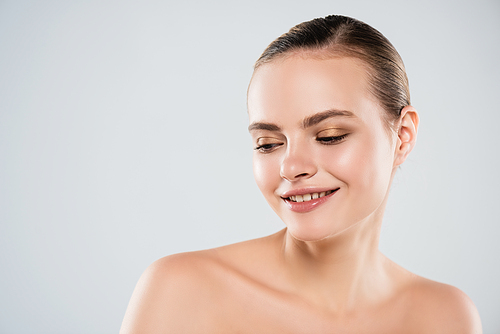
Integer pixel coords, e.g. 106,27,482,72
282,188,340,213
287,190,335,202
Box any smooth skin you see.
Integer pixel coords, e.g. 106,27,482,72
120,54,482,333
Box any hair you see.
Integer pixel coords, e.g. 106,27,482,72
254,15,410,129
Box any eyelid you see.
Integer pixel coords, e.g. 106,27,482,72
254,142,283,153
315,129,349,145
255,136,282,145
316,127,347,135
254,136,284,153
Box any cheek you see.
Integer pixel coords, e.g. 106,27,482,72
321,135,394,191
252,154,280,197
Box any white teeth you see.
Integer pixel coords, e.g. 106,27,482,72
287,190,336,202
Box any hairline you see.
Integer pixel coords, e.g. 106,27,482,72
250,48,400,135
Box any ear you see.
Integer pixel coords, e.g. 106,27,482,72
394,105,419,167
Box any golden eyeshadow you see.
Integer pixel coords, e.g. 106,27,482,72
316,128,347,137
256,137,282,145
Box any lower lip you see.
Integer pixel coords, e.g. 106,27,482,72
283,189,338,213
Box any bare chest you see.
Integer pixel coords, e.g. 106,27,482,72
197,279,415,334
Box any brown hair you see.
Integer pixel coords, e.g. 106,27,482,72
254,15,410,128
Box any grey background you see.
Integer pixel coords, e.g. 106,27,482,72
1,0,499,333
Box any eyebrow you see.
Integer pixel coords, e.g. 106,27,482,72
248,109,354,132
302,109,355,128
247,122,281,132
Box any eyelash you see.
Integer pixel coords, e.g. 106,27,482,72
316,134,349,144
254,134,348,153
254,143,283,153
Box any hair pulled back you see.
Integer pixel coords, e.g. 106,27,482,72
255,15,410,127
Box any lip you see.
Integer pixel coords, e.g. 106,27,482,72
280,187,338,198
280,187,339,213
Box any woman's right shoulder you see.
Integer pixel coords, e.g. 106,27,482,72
119,234,282,334
119,250,226,334
146,251,217,282
147,233,277,282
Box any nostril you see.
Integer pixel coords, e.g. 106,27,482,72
279,153,317,181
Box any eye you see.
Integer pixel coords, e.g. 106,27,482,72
316,133,348,145
254,143,283,153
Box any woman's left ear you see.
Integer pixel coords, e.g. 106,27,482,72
394,105,419,167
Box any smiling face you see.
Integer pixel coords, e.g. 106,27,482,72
248,55,399,242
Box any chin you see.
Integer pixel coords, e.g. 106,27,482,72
285,221,339,242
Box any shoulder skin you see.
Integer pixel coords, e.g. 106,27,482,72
403,278,482,334
119,251,223,334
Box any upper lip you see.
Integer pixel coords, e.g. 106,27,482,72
280,187,340,198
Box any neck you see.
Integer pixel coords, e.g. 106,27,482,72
279,207,392,313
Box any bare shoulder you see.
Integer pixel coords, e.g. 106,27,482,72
119,232,281,334
402,276,482,334
119,251,220,334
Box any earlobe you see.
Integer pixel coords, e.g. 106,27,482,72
394,106,419,167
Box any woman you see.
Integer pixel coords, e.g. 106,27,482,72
120,15,482,333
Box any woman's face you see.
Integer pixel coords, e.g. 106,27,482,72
247,55,399,242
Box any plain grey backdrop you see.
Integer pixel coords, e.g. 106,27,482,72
1,0,499,333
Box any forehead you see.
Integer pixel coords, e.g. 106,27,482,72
247,55,381,126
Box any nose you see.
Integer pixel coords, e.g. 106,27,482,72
280,142,317,181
